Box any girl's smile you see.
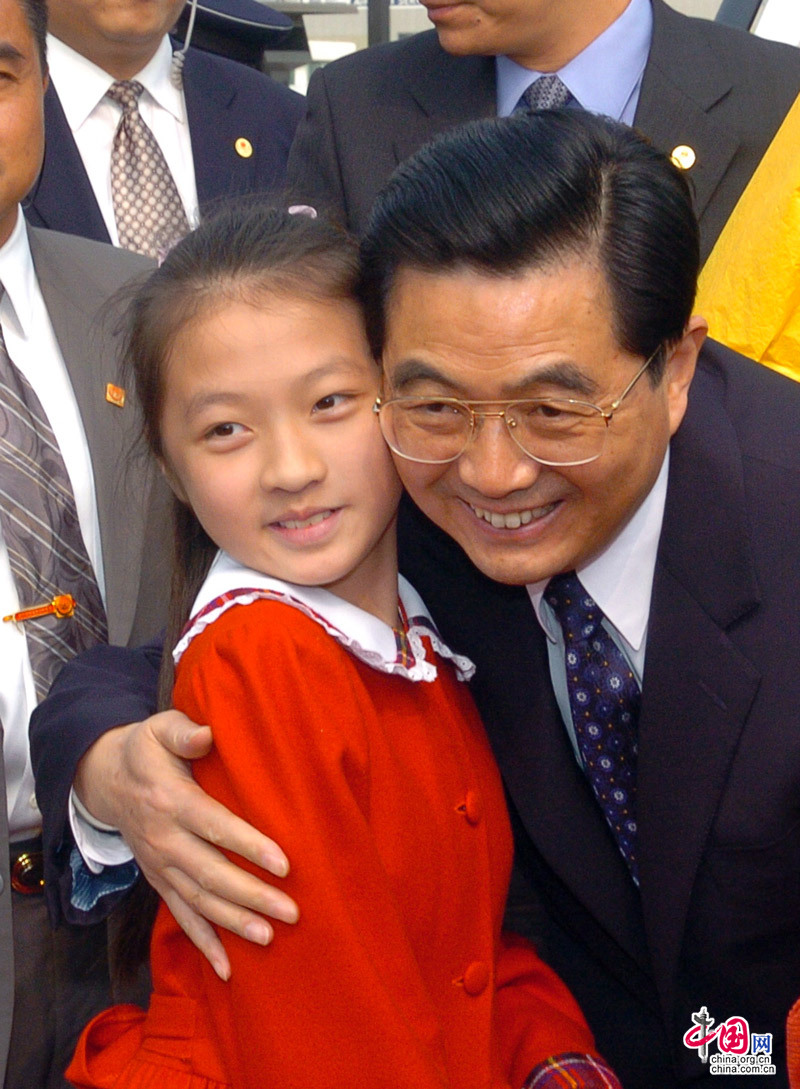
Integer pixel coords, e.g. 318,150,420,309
159,294,402,625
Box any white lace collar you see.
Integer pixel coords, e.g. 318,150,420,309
173,550,475,684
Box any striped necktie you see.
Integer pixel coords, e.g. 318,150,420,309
0,308,108,701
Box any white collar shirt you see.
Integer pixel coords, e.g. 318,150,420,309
0,208,105,838
46,34,199,246
496,0,653,120
526,449,669,762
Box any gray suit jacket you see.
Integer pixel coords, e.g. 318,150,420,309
0,224,169,1084
286,0,800,262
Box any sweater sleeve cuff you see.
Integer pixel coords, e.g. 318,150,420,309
523,1053,623,1089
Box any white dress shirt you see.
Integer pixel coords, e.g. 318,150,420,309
527,450,669,763
0,207,105,839
496,0,653,121
46,34,200,245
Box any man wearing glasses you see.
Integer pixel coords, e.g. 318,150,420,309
33,112,800,1088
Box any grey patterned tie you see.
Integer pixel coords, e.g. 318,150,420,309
515,74,574,113
0,311,108,701
107,79,190,261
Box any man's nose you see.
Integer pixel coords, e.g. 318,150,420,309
455,413,542,498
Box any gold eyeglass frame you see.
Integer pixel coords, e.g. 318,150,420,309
373,348,660,467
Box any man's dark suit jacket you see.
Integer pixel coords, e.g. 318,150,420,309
286,0,800,262
399,343,800,1088
24,44,304,242
30,342,800,1087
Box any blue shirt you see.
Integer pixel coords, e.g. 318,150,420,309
496,0,653,121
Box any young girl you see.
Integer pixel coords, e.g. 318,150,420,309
66,206,620,1089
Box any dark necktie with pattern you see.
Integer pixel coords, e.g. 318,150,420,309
545,571,640,882
0,310,108,702
107,79,190,261
514,73,574,113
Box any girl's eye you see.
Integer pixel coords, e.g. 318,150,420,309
313,393,351,414
206,422,244,439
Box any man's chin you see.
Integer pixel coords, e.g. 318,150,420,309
430,22,492,57
453,537,549,587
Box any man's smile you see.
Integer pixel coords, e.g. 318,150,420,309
467,501,558,530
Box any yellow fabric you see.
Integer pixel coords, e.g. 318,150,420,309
696,91,800,382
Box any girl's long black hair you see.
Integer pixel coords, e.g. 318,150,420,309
114,203,361,976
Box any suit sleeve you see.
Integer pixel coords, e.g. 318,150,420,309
29,638,162,925
286,66,351,228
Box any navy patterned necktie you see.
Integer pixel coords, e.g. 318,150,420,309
545,572,640,882
107,79,190,260
514,74,574,113
0,312,108,702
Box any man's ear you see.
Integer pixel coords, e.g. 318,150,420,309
159,458,188,504
665,314,707,436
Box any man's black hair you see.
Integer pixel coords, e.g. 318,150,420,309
20,0,47,71
359,110,700,383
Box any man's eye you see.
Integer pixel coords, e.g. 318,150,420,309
531,402,566,419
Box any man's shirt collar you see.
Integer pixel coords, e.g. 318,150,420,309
528,447,669,654
46,33,184,129
0,209,39,341
496,0,652,118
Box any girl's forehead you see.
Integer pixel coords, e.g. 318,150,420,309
182,291,365,331
164,296,377,400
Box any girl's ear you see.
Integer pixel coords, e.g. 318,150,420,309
158,458,189,504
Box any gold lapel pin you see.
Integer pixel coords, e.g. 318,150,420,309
4,594,76,624
235,137,254,159
670,145,697,171
106,383,126,407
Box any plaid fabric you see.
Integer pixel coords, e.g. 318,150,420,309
788,997,800,1089
524,1052,623,1089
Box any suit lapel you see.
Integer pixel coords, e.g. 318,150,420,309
481,583,652,973
636,0,737,225
395,42,496,164
182,50,252,207
27,228,149,644
636,355,761,1020
25,86,111,244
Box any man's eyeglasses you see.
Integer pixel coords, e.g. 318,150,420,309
373,348,660,467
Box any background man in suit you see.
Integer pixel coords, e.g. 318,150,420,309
0,0,169,1083
33,111,800,1087
24,0,303,256
287,0,800,263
